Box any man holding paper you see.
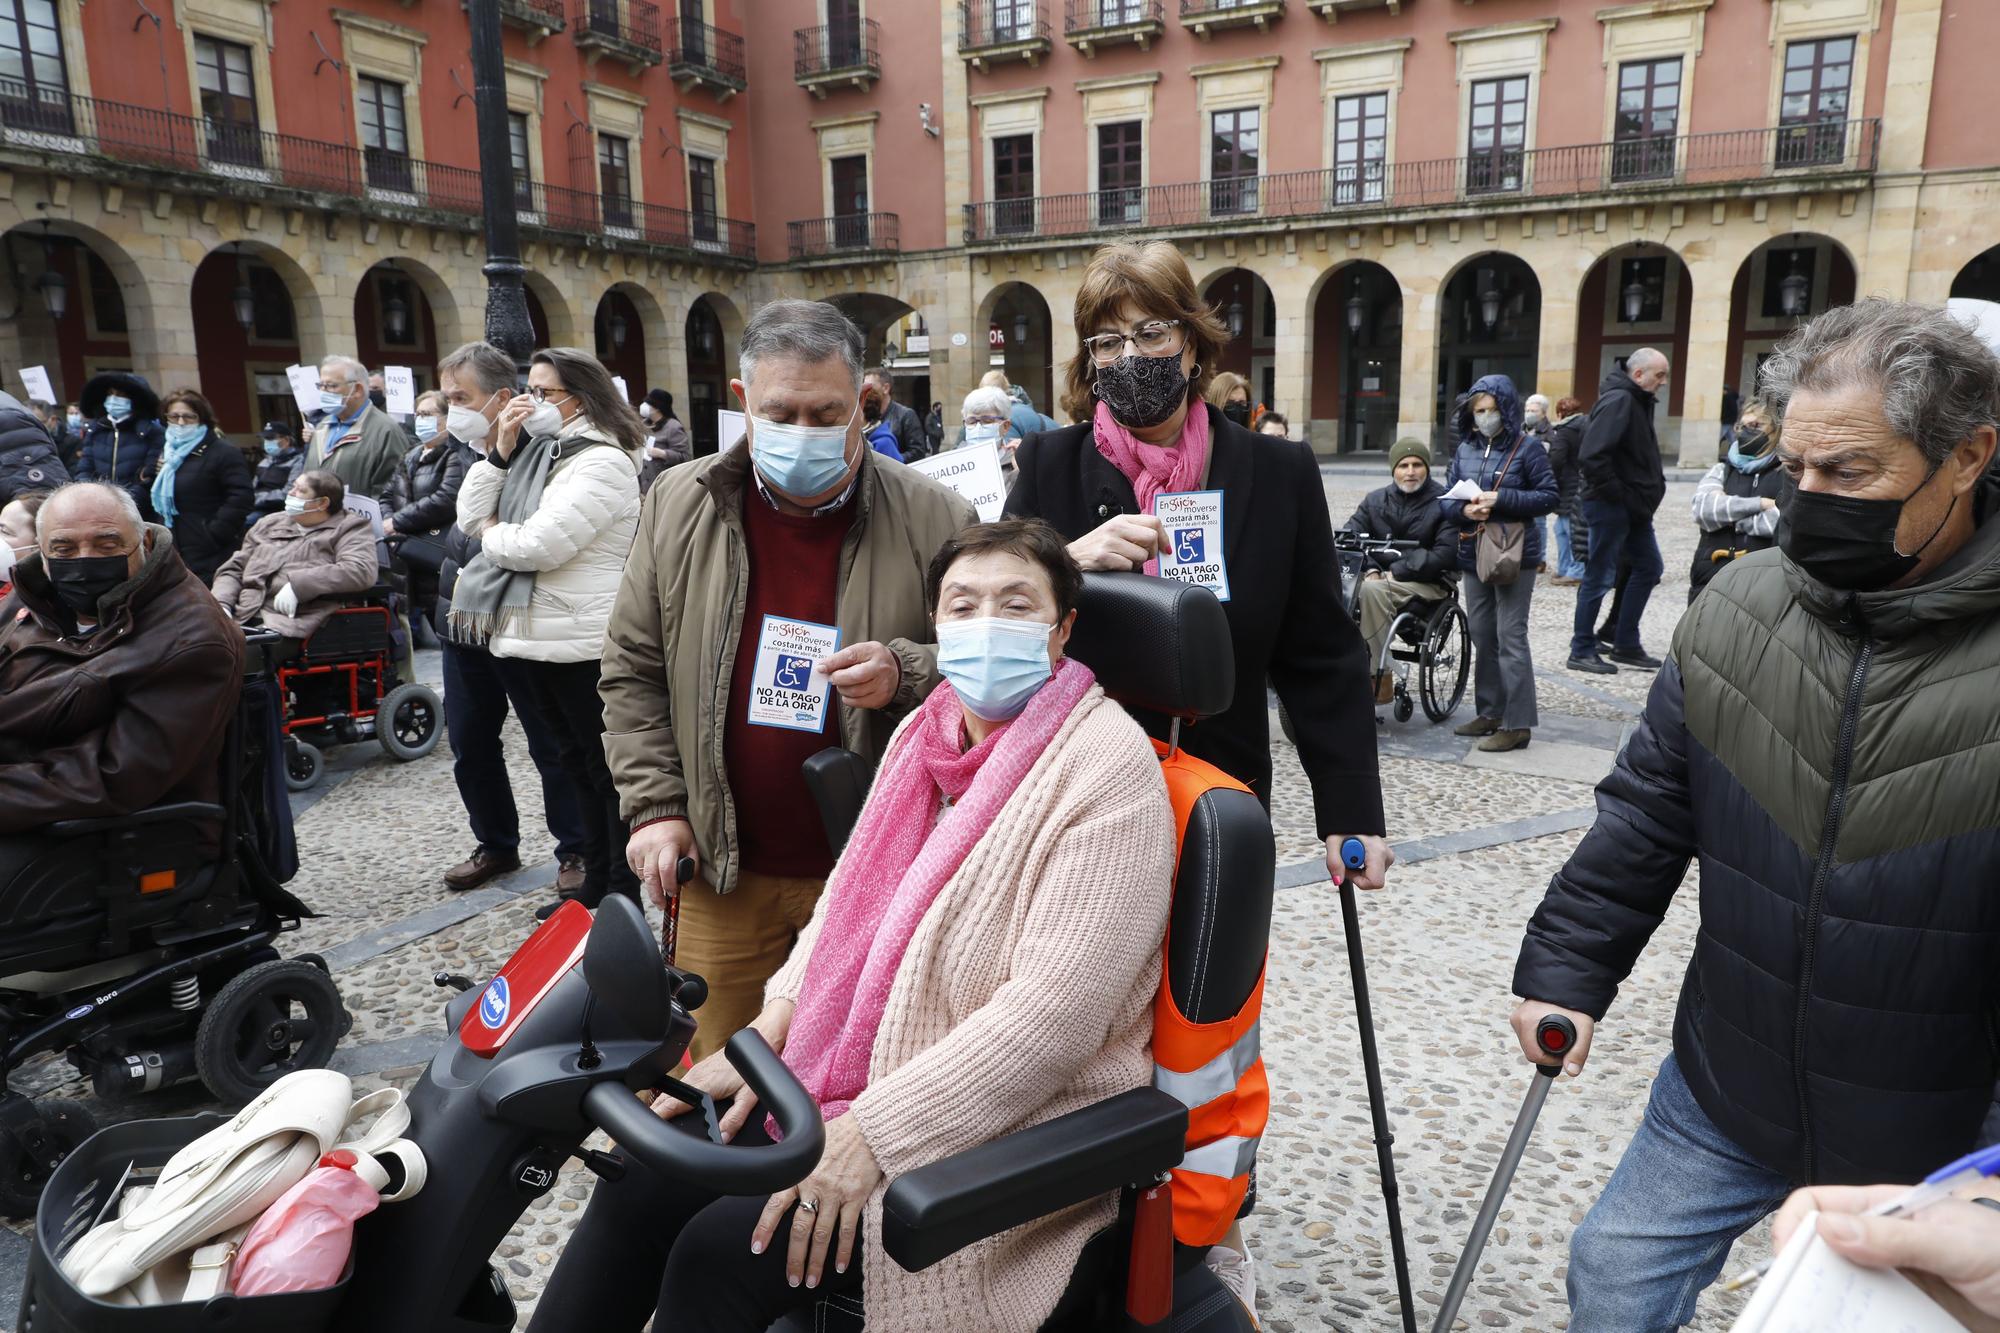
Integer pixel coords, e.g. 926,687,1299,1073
600,299,973,1061
1509,300,2000,1331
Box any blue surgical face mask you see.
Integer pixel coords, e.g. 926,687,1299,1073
965,421,1005,447
935,616,1055,722
165,422,203,448
414,415,439,442
319,389,347,415
749,407,856,498
103,395,132,423
283,495,308,515
263,439,285,457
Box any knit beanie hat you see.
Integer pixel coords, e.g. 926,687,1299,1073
1389,438,1430,472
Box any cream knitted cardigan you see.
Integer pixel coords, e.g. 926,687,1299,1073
764,684,1175,1330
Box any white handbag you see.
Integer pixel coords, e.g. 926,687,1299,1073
60,1069,426,1304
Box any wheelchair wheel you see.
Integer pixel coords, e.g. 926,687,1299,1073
1420,603,1472,722
1393,690,1415,724
376,682,441,762
195,958,348,1106
285,737,323,791
0,1098,94,1219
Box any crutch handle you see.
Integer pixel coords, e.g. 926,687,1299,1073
1339,837,1367,872
1534,1013,1578,1078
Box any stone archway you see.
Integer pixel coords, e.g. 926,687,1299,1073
970,282,1054,422
355,259,454,395
685,291,746,456
1724,233,1856,401
1308,260,1402,453
1574,242,1694,440
191,241,318,436
1199,268,1279,412
0,221,153,407
1434,252,1541,442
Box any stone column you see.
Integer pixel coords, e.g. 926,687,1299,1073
1396,267,1439,444
1675,256,1733,466
1859,0,1942,303
1267,263,1315,452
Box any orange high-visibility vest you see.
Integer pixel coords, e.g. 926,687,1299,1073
1148,740,1270,1248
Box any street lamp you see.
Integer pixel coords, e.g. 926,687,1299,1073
1779,252,1811,317
230,244,256,334
607,309,628,353
1013,311,1028,346
383,285,410,343
1226,300,1245,338
1622,276,1647,324
1345,277,1366,337
1478,279,1502,332
468,0,534,361
33,224,65,323
883,339,899,365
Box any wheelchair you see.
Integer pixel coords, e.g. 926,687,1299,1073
1334,529,1471,724
0,631,351,1218
278,578,442,792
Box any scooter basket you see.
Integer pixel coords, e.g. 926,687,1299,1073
17,1114,351,1333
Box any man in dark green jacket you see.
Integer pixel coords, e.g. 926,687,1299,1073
305,355,407,504
1511,300,2000,1331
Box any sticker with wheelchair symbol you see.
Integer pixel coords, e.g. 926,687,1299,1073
1153,490,1230,602
747,613,841,733
478,976,510,1030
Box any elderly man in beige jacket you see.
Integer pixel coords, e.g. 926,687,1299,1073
601,299,974,1061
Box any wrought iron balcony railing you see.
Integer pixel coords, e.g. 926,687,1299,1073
963,119,1882,242
788,211,898,258
527,179,757,258
794,19,881,84
960,0,1051,52
1065,0,1164,34
572,0,663,64
668,16,746,89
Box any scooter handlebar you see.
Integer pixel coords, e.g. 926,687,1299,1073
582,1030,825,1195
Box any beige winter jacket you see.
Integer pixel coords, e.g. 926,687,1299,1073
599,442,975,894
763,687,1175,1330
211,508,377,638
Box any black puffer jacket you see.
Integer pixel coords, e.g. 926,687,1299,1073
1515,481,2000,1187
1342,478,1456,583
154,430,254,583
1578,370,1665,518
1543,413,1587,519
251,445,306,520
386,437,472,536
73,373,165,514
0,407,69,507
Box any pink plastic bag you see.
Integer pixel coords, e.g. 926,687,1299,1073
231,1150,380,1297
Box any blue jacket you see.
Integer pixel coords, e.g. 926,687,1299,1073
75,417,166,514
1438,373,1559,572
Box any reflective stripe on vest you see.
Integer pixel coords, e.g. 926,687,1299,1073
1178,1134,1261,1182
1153,1020,1261,1109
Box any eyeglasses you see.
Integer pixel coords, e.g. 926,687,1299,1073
526,387,572,404
1082,320,1186,367
317,381,350,393
163,412,201,425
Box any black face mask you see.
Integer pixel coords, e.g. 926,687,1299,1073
45,552,133,617
1222,401,1251,428
1093,354,1190,430
368,388,388,412
1779,461,1955,592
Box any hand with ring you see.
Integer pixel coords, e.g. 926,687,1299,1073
750,1114,884,1289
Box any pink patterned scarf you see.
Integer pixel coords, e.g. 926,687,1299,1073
1090,398,1212,575
780,656,1098,1125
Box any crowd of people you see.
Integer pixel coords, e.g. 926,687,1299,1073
3,243,1999,1329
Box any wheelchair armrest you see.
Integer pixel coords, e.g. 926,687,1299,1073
46,802,228,838
880,1087,1187,1273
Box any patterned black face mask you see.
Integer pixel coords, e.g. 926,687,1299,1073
1093,353,1190,430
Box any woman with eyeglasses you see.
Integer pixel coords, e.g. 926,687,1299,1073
147,387,253,585
454,346,645,915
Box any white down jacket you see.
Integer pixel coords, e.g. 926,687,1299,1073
455,417,640,664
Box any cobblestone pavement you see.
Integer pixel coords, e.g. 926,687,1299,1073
6,471,1776,1332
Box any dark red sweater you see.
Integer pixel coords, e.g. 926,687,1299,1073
722,494,854,878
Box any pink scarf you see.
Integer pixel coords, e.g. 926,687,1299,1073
780,656,1098,1125
1091,399,1212,575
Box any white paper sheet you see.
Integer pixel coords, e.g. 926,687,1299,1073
612,375,629,403
18,365,54,404
285,365,321,415
1729,1213,1961,1333
343,493,386,541
1442,478,1483,501
717,409,747,452
909,441,1007,521
382,367,416,417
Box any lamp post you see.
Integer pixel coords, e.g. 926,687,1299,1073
33,223,66,323
1779,252,1811,318
469,0,533,362
1622,276,1647,324
1227,299,1245,338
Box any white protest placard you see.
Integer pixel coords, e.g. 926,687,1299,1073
285,365,321,415
746,614,840,733
612,375,630,403
343,492,386,540
382,366,416,417
717,409,747,452
910,441,1007,521
1154,489,1231,602
18,365,54,404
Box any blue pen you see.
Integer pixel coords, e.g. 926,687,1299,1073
1721,1142,2000,1291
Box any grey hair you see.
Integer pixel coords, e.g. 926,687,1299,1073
962,386,1013,420
1760,298,2000,465
319,354,367,387
740,300,863,391
35,481,143,540
436,340,519,398
1627,347,1669,375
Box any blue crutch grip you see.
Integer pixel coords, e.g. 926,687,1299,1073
1340,837,1367,872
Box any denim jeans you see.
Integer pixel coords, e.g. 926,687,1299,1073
1552,514,1586,579
1567,1054,1792,1332
1571,499,1663,659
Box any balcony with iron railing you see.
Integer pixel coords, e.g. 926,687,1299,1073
788,211,898,258
1303,0,1398,20
1063,0,1164,54
1179,0,1284,37
0,80,756,263
668,16,746,97
962,120,1882,243
793,19,881,96
494,0,565,41
960,1,1052,69
571,0,663,72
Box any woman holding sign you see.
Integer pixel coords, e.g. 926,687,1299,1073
1004,240,1389,892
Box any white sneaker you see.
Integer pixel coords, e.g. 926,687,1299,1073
1203,1239,1260,1326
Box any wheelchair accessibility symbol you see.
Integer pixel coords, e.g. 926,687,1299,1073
479,976,510,1030
1174,528,1205,563
771,653,813,691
